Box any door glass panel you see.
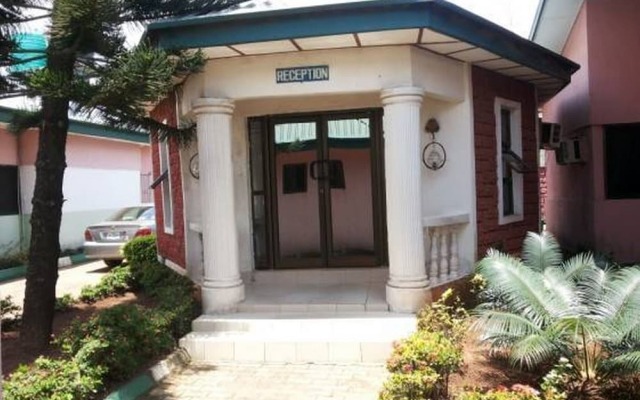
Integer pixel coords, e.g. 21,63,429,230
248,118,268,269
327,118,375,263
274,121,323,266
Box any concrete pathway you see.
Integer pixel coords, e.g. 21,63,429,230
142,363,388,400
0,260,110,307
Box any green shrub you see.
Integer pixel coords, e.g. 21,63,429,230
3,356,104,400
379,369,441,400
55,294,77,312
122,235,157,267
152,283,199,338
383,330,463,399
58,304,173,381
1,295,22,331
78,265,133,303
0,249,27,270
417,288,469,346
457,385,541,400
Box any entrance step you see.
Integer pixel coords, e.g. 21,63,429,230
180,312,416,364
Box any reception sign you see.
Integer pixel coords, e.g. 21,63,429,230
276,65,329,84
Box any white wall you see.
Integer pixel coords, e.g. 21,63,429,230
19,166,142,248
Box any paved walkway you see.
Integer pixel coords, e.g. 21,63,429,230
143,363,388,400
0,260,110,306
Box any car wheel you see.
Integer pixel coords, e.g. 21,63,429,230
104,259,122,268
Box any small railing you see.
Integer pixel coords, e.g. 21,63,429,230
423,213,470,286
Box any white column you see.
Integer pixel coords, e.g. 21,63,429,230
192,98,245,313
381,87,430,312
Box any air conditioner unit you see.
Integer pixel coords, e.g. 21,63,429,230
540,122,562,149
555,138,586,165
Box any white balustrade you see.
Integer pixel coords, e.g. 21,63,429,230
423,213,469,286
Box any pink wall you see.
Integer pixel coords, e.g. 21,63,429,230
0,127,19,165
19,130,146,171
542,4,590,132
276,148,374,258
542,0,640,262
588,0,640,125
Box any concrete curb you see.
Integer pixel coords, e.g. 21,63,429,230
104,348,190,400
0,253,88,283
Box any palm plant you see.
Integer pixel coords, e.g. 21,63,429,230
473,232,640,385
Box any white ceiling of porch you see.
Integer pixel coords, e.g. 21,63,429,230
200,27,565,99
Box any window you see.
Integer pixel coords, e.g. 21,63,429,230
605,124,640,199
158,139,173,233
495,98,524,224
0,166,19,216
282,163,307,194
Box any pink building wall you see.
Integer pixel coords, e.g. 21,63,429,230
0,129,19,165
542,0,640,262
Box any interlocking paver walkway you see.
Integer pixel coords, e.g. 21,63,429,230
143,363,388,400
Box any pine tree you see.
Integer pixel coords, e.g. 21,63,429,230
1,0,244,351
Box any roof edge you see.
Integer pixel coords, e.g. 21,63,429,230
0,106,149,145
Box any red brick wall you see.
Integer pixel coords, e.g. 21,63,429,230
473,66,539,256
150,93,186,268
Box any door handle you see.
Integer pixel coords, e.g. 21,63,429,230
310,160,320,180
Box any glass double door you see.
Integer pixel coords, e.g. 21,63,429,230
266,110,384,268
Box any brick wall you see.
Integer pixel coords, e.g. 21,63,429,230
150,93,186,268
473,66,539,256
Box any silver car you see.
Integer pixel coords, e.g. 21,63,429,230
84,205,155,267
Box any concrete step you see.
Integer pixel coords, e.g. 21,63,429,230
180,312,416,364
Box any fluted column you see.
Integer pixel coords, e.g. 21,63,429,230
381,87,430,312
192,98,244,313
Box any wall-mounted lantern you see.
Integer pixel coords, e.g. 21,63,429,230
422,118,446,171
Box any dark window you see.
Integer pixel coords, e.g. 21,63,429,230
329,160,345,189
605,124,640,199
282,163,307,194
0,165,19,216
501,108,515,216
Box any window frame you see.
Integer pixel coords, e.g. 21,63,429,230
495,97,524,225
158,134,174,234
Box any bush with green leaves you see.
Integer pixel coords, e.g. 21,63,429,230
473,231,640,393
3,356,104,400
78,265,133,303
1,295,22,331
382,330,463,399
122,234,157,267
457,385,541,400
58,304,174,381
55,294,77,312
417,288,469,346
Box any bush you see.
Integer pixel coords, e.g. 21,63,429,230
417,288,469,346
1,295,22,331
379,369,441,400
78,265,133,303
0,249,27,270
55,294,77,312
3,356,104,400
384,330,463,399
122,235,157,267
58,304,174,381
457,385,541,400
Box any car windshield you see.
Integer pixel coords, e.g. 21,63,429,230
108,206,154,222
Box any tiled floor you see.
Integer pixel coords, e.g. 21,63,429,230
142,363,388,400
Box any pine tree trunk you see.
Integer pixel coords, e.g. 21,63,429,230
20,49,74,351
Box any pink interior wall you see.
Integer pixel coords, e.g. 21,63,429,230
140,146,152,176
276,148,373,257
588,0,640,125
0,127,19,165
